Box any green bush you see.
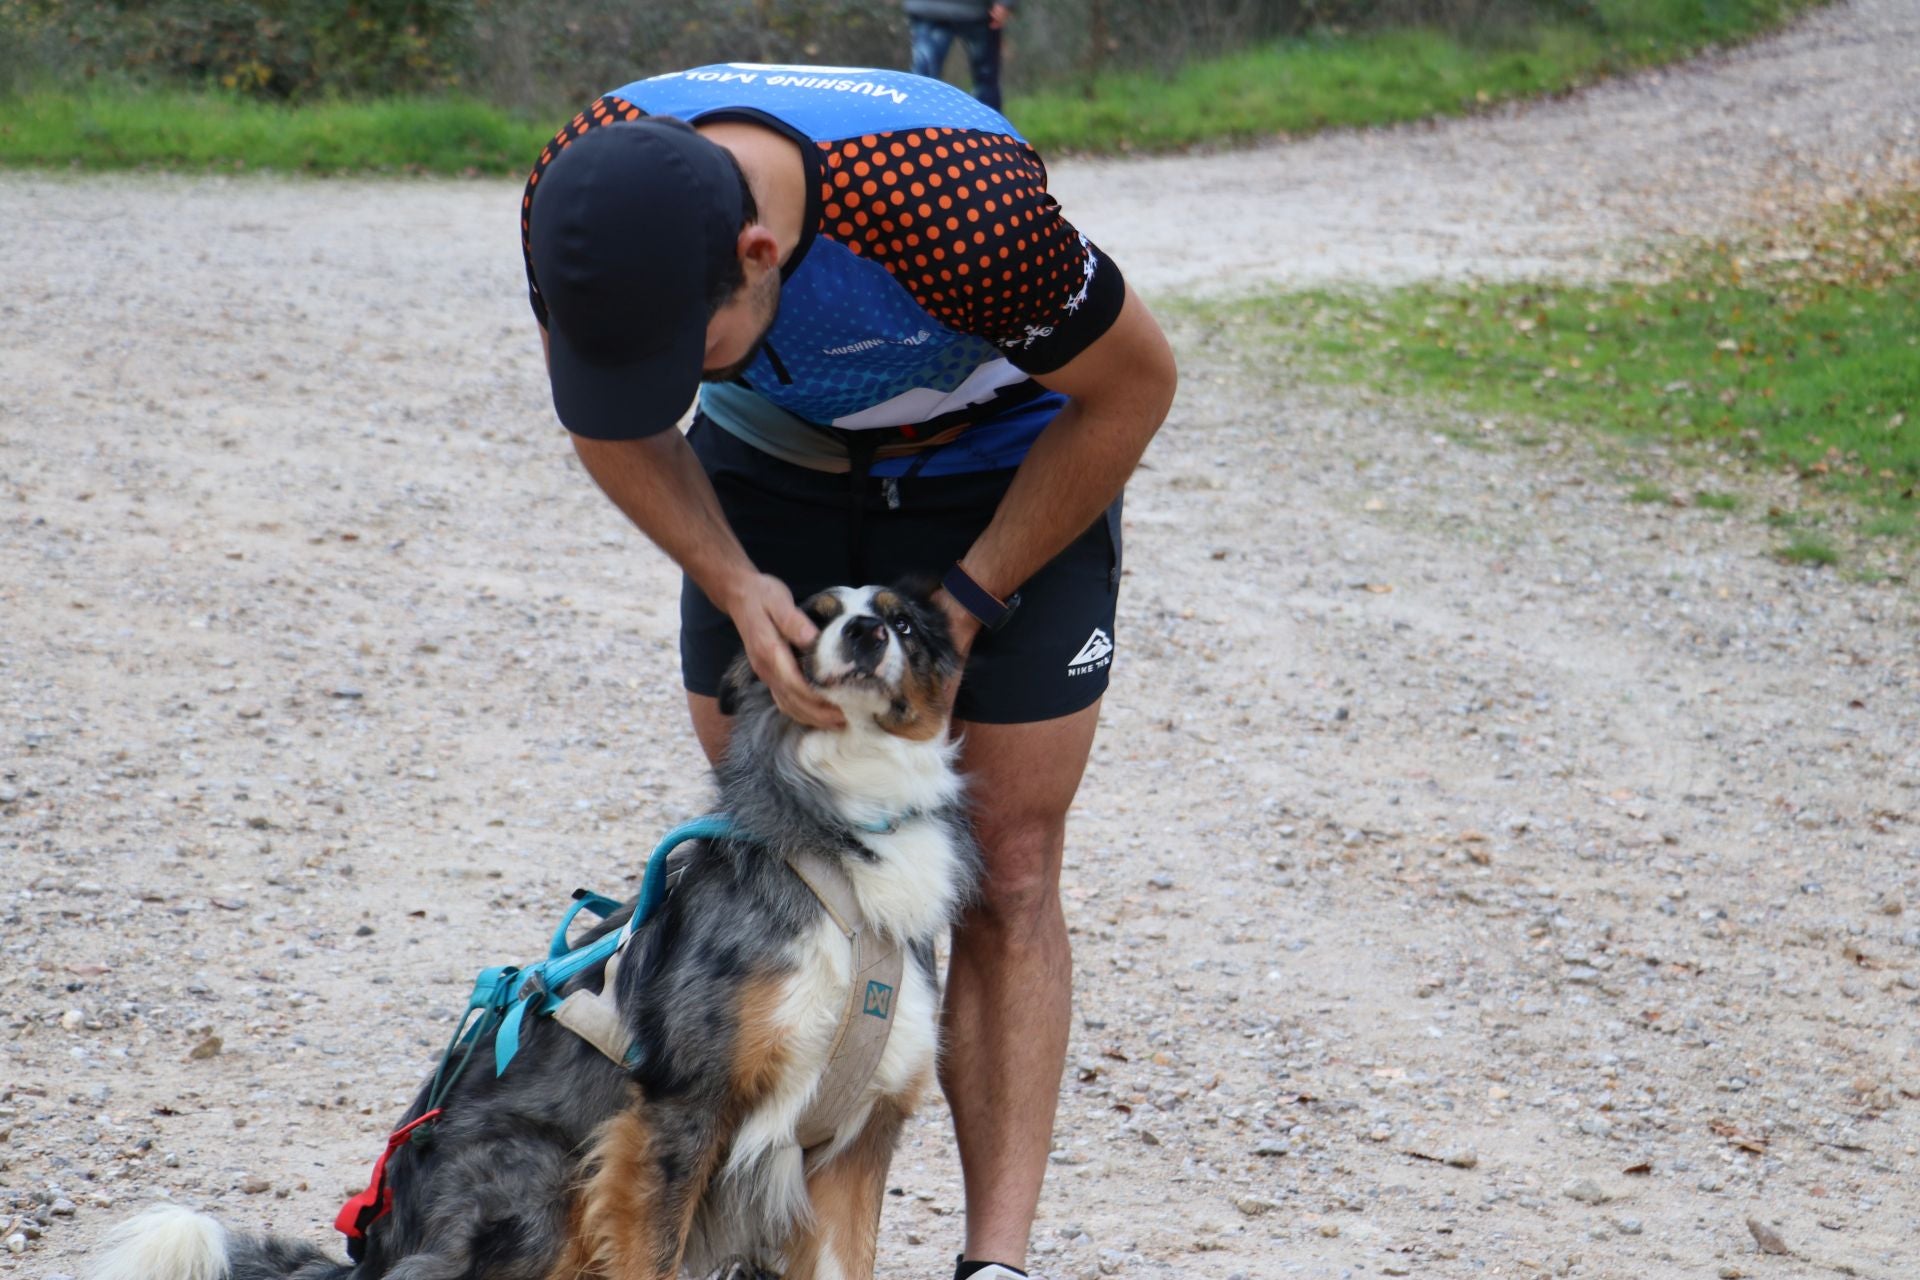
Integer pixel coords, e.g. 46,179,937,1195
2,0,473,98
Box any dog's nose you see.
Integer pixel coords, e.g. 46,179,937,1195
845,614,890,658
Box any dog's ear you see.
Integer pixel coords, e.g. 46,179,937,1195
892,573,959,666
892,571,941,604
717,653,761,717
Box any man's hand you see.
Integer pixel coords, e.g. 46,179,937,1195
930,586,983,711
724,572,846,729
989,3,1012,28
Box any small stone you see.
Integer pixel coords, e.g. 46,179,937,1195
50,1199,76,1217
1562,1176,1611,1204
1316,1223,1340,1238
188,1035,223,1060
1718,1267,1743,1279
1138,1129,1160,1146
1147,873,1175,890
240,1175,271,1194
59,1009,85,1031
1697,1173,1725,1193
1233,1195,1279,1217
1253,1139,1290,1157
1746,1217,1790,1256
1443,1148,1480,1169
1614,1217,1644,1235
6,1233,25,1254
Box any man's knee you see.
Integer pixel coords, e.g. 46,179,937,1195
968,815,1067,936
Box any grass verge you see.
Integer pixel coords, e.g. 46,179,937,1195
1014,0,1817,153
0,92,550,175
0,0,1820,171
1222,192,1919,556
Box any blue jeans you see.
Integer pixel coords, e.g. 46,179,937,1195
909,16,1003,111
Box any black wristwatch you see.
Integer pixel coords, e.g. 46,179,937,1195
943,562,1021,632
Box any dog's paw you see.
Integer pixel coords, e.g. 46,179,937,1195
707,1259,782,1280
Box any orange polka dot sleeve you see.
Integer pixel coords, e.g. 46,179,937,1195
520,96,645,329
814,127,1127,375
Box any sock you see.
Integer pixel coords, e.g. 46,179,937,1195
955,1259,1029,1280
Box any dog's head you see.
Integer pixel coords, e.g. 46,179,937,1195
720,579,960,741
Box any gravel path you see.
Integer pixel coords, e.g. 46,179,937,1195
4,3,1919,1278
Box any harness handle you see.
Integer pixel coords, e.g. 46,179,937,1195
550,890,625,959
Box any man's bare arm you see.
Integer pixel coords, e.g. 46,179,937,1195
938,285,1178,647
544,327,844,726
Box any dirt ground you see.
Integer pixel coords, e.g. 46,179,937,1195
4,3,1919,1278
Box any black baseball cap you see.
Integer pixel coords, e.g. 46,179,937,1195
529,117,746,439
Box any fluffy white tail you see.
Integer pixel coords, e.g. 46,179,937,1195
90,1204,229,1280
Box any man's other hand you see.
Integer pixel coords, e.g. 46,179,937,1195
929,586,983,712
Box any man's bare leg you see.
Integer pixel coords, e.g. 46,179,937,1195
943,701,1100,1268
686,693,1101,1268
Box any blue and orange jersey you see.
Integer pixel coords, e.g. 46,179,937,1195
520,65,1127,476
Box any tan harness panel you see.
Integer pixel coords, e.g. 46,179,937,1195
553,849,904,1157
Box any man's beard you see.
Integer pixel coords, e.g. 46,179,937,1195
702,275,781,384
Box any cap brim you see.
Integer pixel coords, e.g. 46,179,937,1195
545,312,706,441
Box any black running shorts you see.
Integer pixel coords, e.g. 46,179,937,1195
680,418,1122,725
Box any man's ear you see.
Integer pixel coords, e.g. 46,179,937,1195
717,653,761,718
737,224,782,274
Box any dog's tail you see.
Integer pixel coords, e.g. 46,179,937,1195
89,1204,354,1280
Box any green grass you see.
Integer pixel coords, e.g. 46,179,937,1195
0,0,1819,171
1235,192,1920,543
1776,536,1840,567
1694,490,1743,511
0,91,550,175
1013,0,1815,153
1627,481,1670,504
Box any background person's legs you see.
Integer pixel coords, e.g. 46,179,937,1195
954,18,1005,111
910,17,958,84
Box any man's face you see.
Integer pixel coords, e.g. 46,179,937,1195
702,268,780,384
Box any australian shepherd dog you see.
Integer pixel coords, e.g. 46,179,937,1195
93,581,978,1280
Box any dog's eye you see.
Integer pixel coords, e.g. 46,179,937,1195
889,616,914,637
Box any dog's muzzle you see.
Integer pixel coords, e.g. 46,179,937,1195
838,614,893,678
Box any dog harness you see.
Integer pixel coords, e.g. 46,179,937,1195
336,815,904,1244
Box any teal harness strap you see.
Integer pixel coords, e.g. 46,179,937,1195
549,891,625,960
488,814,744,1076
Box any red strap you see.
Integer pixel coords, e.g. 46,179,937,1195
334,1109,444,1241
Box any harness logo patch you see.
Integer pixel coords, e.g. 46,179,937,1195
863,980,894,1020
1067,628,1113,676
